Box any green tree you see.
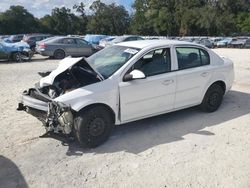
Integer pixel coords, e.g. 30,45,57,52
41,7,82,35
130,0,153,35
236,12,250,34
87,0,130,35
73,2,88,34
144,0,178,36
39,15,56,33
175,0,207,36
0,6,40,34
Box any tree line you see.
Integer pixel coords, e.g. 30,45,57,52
0,0,249,36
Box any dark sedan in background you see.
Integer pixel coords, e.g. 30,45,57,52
104,35,144,47
244,38,250,48
4,34,24,43
36,36,99,59
22,34,52,51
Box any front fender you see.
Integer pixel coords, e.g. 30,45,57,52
54,84,119,119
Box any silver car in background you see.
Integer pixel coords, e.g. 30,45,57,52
104,35,144,47
36,36,98,59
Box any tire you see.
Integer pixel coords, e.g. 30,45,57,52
200,84,224,112
54,49,65,59
74,106,114,148
12,52,22,62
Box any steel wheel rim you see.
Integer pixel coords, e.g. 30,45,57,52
89,117,105,137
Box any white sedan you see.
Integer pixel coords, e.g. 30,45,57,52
18,40,234,147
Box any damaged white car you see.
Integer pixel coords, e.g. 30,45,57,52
17,40,234,148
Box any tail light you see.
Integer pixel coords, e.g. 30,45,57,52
40,42,46,49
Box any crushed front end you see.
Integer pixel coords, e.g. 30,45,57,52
17,87,74,135
17,57,102,136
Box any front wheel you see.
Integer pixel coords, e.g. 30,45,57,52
200,84,224,112
12,52,22,62
74,106,114,148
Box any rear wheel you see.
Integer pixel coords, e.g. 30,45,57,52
200,84,224,112
74,106,114,148
54,49,65,59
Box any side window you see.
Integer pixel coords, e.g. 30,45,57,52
62,38,76,44
35,36,42,41
200,49,210,65
18,35,23,40
124,37,133,41
176,47,210,70
131,48,171,77
76,39,88,45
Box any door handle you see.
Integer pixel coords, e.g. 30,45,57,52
201,72,209,77
162,79,174,85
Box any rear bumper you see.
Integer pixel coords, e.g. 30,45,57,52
36,48,53,57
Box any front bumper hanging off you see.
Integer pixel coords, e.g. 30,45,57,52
17,88,74,135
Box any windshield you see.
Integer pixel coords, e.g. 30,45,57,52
87,45,140,78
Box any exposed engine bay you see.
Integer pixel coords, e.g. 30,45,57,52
17,57,102,136
39,60,102,99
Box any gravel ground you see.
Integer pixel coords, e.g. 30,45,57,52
0,49,250,188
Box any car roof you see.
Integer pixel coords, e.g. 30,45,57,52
26,34,51,37
58,36,83,39
116,39,200,49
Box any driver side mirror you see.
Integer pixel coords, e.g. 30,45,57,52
123,69,146,82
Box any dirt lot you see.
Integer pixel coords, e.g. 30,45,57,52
1,49,250,188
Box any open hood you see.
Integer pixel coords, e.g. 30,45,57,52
40,57,103,87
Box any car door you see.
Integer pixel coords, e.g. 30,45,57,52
61,38,78,56
119,48,176,122
0,44,8,60
75,38,93,56
245,39,250,47
174,46,212,109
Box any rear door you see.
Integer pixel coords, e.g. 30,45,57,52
75,38,93,56
61,38,78,56
174,46,212,108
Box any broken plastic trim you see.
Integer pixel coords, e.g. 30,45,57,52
47,101,73,135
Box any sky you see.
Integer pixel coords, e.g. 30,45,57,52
0,0,134,18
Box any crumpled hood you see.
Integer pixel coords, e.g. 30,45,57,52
39,57,103,87
40,57,83,87
2,41,30,52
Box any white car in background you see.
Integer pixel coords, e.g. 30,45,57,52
18,40,234,148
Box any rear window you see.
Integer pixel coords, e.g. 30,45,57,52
176,47,210,70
